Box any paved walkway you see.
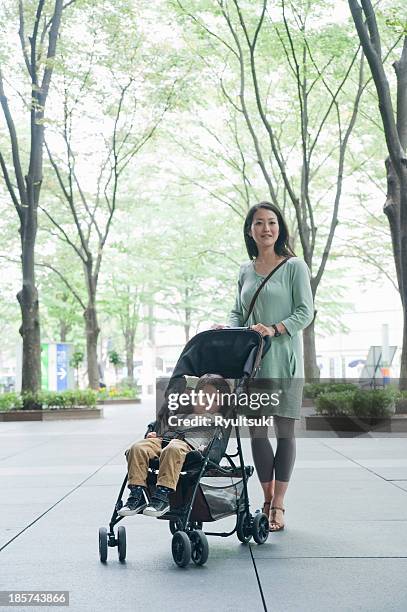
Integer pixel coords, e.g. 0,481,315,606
0,400,407,612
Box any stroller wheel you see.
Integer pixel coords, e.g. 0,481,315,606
252,513,269,544
237,512,252,544
99,527,108,563
190,530,209,566
117,526,127,562
171,531,191,568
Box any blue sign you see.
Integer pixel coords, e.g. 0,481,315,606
56,344,69,391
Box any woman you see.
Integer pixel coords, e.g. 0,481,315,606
228,201,314,531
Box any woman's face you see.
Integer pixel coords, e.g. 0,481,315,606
249,208,280,250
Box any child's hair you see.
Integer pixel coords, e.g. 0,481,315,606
195,373,231,415
195,373,230,395
157,373,231,426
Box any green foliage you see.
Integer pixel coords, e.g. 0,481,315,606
315,390,356,416
315,387,397,417
108,350,123,367
304,382,357,398
70,350,84,369
352,388,397,417
384,7,407,34
97,385,139,399
0,393,23,411
0,390,97,411
39,390,98,408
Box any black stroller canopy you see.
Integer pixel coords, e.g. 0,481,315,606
169,328,267,382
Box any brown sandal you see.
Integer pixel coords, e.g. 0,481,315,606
269,506,285,532
262,501,271,516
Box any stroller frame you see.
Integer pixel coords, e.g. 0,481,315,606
98,328,271,567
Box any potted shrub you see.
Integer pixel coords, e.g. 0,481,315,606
0,389,102,421
305,386,406,432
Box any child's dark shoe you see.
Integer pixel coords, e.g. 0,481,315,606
143,485,172,517
118,485,149,516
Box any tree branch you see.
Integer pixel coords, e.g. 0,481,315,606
220,0,279,206
348,0,404,170
18,1,32,78
176,0,239,59
45,140,89,256
0,71,28,207
314,53,365,289
0,151,23,221
38,205,87,264
39,0,63,105
36,261,86,309
394,37,407,150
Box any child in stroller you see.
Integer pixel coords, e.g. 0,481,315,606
118,374,231,518
99,328,271,567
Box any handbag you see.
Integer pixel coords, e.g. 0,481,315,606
243,257,289,325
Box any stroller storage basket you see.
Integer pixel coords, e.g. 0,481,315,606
199,476,244,521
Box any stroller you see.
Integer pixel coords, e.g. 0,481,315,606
98,328,271,567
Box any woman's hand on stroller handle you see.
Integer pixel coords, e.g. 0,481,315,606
146,431,157,438
250,323,275,337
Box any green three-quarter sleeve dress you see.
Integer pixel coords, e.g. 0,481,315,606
229,257,314,419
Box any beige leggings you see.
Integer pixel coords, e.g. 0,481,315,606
126,437,191,490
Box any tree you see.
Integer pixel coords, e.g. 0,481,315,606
174,0,366,380
99,242,146,387
36,248,85,343
108,350,123,386
0,0,72,405
40,4,178,388
348,0,407,386
69,349,84,387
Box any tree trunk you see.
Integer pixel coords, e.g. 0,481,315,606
17,196,41,407
84,304,100,390
17,275,41,406
399,169,407,389
125,328,135,385
303,317,320,382
184,285,191,342
302,274,320,382
59,320,71,342
383,158,407,389
184,309,191,343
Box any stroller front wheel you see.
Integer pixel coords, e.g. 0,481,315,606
237,511,252,544
99,527,108,562
190,530,209,566
117,525,127,562
171,531,191,567
252,513,269,544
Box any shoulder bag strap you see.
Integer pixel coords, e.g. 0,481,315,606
243,258,290,325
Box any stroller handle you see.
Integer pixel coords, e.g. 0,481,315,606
221,325,271,358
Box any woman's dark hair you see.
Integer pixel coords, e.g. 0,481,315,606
244,201,296,259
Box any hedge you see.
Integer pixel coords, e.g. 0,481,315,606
304,382,357,399
315,387,398,417
0,390,97,411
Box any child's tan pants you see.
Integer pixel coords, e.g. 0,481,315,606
126,437,191,490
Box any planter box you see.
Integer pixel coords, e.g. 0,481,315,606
0,407,103,422
0,410,42,422
305,414,407,433
97,398,140,405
